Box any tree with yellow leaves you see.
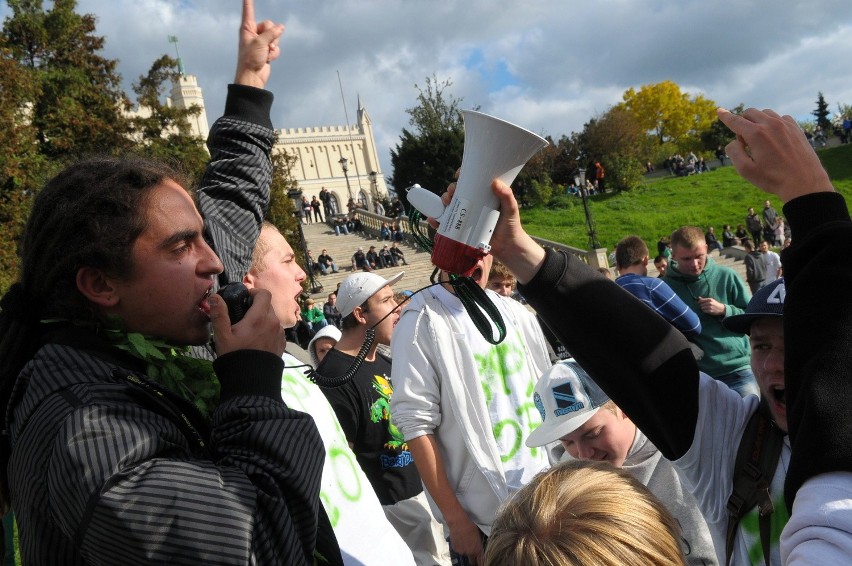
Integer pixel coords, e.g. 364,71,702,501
618,80,717,149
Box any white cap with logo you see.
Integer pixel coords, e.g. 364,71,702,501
526,360,610,448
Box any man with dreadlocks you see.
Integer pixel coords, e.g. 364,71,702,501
389,222,552,565
0,2,341,563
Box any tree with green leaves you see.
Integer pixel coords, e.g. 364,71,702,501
513,134,579,204
128,55,209,183
390,75,467,213
0,43,49,293
579,106,646,162
571,106,646,192
266,146,304,267
812,92,831,131
2,0,131,158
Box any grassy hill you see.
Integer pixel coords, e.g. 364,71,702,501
521,143,852,251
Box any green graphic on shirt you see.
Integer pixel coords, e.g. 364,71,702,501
320,492,340,527
475,332,539,461
281,371,364,528
740,493,788,564
478,336,534,405
369,375,408,451
493,419,522,463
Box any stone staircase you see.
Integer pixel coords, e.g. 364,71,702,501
300,220,438,300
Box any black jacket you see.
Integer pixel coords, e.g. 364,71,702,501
781,192,852,507
8,328,325,564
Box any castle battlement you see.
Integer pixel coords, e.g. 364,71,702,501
277,124,362,137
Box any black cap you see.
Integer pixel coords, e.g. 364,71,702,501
723,278,785,334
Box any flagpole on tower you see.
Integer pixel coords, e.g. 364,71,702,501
168,35,186,76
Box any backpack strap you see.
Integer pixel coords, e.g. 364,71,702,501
725,399,785,566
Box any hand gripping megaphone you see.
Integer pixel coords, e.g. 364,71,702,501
407,110,548,276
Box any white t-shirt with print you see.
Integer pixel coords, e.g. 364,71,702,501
280,352,414,566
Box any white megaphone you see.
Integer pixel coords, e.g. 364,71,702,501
407,110,548,276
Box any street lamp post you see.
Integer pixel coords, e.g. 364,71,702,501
287,188,323,294
577,167,601,250
368,170,379,210
368,170,378,198
339,156,353,201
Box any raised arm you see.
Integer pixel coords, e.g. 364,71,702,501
196,0,284,284
719,107,852,561
478,181,700,459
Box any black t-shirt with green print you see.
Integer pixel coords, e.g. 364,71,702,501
318,349,422,505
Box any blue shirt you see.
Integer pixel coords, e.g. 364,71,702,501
616,272,702,338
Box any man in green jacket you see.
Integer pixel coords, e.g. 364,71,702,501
663,226,758,397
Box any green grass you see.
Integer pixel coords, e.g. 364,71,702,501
522,143,852,251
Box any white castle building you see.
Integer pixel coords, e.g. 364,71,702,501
130,63,389,217
275,96,389,216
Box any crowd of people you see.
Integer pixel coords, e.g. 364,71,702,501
664,152,710,176
0,3,849,565
349,241,407,272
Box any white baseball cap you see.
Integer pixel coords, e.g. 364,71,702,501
336,271,404,317
526,360,610,447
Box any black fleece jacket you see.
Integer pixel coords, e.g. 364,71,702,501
780,191,852,508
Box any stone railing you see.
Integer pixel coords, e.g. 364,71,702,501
351,209,396,238
343,209,608,268
530,236,609,269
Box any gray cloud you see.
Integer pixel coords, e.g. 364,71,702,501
2,0,851,185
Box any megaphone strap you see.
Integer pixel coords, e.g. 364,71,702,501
450,276,507,345
408,208,507,345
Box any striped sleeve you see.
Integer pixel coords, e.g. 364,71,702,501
647,278,702,338
197,84,276,285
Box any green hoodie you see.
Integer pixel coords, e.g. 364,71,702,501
663,256,751,377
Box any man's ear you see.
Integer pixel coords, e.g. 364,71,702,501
642,255,649,266
353,305,368,325
243,269,258,290
76,267,119,307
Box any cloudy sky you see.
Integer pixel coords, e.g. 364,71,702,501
4,1,852,186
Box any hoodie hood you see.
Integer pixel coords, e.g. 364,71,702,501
307,325,342,367
666,255,717,283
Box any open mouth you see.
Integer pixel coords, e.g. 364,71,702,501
771,384,786,406
198,288,212,317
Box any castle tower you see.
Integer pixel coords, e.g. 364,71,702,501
169,74,210,140
166,36,209,140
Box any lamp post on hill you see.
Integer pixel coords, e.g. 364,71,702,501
287,188,323,294
339,156,353,201
576,167,601,250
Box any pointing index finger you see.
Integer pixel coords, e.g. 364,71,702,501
242,0,255,28
716,107,746,134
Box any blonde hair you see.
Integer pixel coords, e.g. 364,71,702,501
600,399,619,417
484,460,686,566
249,221,280,272
670,226,705,250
